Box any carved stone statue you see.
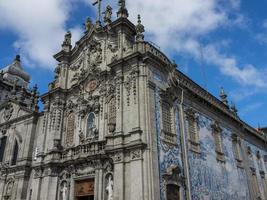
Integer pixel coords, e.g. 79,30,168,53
62,31,72,46
103,5,112,24
106,175,113,200
85,17,92,32
60,181,68,200
79,130,85,144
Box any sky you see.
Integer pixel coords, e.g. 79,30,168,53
0,0,267,128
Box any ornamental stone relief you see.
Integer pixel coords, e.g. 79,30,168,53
3,103,14,121
124,68,139,106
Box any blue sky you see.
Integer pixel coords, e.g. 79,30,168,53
0,0,267,128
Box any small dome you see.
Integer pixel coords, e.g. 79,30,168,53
2,55,31,85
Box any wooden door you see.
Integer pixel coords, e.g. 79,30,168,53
75,179,94,200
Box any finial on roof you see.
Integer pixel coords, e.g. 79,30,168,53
103,5,113,25
62,31,72,52
14,55,21,62
84,17,93,32
219,87,228,106
117,0,128,18
136,14,145,42
92,0,102,28
230,101,238,115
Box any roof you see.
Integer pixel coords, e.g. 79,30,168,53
1,55,30,86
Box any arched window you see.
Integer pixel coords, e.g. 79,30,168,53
0,136,7,162
11,139,18,166
166,184,180,200
87,113,95,137
66,113,75,146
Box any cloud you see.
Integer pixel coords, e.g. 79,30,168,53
0,0,83,69
239,102,264,116
256,19,267,44
126,0,266,89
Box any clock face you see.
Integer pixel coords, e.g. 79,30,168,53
85,80,97,92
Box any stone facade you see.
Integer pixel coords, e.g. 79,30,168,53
0,1,267,200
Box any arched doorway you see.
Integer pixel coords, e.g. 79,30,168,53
167,184,180,200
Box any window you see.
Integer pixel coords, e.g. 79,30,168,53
11,140,18,166
87,113,96,138
161,101,177,144
185,109,200,153
162,101,172,133
65,113,75,146
211,121,225,162
0,136,7,162
232,134,243,168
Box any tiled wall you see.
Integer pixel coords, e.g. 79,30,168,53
187,114,250,200
244,141,267,199
154,85,267,199
155,88,184,200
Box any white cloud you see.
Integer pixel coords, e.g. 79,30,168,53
126,0,266,89
0,0,265,90
0,0,83,69
256,19,267,44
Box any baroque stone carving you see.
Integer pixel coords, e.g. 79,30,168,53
124,68,139,106
103,5,113,24
131,149,142,160
3,103,14,121
88,41,103,69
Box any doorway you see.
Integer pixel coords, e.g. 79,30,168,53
75,179,94,200
76,196,94,200
166,184,180,200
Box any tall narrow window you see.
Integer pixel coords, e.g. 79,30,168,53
211,121,225,162
162,101,172,133
185,109,200,153
11,140,18,166
161,101,177,144
66,113,75,146
232,134,243,168
108,97,116,133
87,113,96,138
0,136,7,162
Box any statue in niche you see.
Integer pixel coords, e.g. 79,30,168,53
86,112,98,139
60,181,68,200
106,174,113,200
6,182,13,195
103,5,112,24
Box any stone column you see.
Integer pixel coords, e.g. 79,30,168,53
40,168,58,200
97,168,104,200
113,151,124,200
260,172,267,199
130,149,143,200
30,169,43,200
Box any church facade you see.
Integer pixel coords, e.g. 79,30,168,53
0,1,267,200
